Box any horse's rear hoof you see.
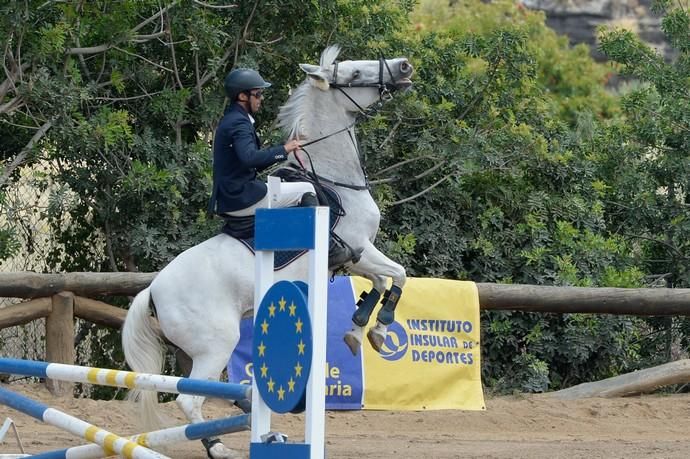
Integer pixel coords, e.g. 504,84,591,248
207,441,241,459
343,331,361,356
367,326,386,352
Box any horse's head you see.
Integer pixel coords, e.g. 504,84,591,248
299,45,413,113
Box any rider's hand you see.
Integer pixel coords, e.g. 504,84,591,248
283,138,303,155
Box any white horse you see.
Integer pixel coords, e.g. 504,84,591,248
121,45,413,459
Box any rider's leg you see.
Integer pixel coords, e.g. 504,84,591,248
274,182,360,270
271,182,316,208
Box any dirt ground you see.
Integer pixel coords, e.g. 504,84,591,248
2,382,690,459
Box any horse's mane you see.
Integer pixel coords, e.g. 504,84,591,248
277,45,342,139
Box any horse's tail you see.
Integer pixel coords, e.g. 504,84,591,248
121,286,166,429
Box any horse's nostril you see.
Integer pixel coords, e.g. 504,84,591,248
400,61,411,74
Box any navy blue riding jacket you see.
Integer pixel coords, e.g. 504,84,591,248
208,103,288,214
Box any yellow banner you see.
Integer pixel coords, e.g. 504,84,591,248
354,277,485,411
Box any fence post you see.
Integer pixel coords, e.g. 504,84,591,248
46,291,75,396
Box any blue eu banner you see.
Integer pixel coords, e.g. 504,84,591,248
228,276,364,410
253,280,312,414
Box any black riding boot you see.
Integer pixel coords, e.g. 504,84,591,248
328,238,362,271
299,192,361,270
299,192,319,207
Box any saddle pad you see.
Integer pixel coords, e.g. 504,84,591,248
220,184,342,271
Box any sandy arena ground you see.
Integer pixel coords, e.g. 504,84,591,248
2,382,690,458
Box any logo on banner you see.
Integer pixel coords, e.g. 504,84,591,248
378,321,408,361
375,319,476,365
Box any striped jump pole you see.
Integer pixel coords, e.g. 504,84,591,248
0,386,168,459
0,358,250,401
29,414,250,459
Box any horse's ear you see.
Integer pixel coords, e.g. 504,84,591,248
299,63,330,91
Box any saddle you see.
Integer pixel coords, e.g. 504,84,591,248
220,167,343,270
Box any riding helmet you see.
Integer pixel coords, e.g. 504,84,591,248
224,68,272,101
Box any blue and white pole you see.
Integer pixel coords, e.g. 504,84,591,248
0,386,167,459
30,414,250,459
0,358,249,401
250,177,329,459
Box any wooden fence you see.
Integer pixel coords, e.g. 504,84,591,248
2,272,690,394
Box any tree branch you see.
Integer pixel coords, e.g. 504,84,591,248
0,119,53,188
621,232,688,259
64,2,179,55
65,44,113,55
93,91,164,102
245,36,285,45
131,31,168,43
112,46,173,73
194,51,203,103
378,119,401,149
371,155,440,178
73,34,93,82
0,96,25,116
370,161,447,185
389,174,453,206
192,0,238,9
165,13,184,89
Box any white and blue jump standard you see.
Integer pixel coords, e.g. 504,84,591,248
250,177,329,459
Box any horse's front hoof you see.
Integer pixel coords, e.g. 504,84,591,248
366,325,387,352
343,331,361,356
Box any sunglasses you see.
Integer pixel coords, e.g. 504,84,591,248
249,90,263,99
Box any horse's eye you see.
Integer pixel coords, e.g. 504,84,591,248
352,70,361,79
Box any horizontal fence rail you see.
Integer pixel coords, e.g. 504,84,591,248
2,272,690,316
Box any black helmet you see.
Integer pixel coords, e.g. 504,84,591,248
224,68,272,101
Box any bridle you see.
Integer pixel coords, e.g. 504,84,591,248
330,52,399,113
296,52,405,191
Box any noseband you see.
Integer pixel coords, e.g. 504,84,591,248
330,52,399,113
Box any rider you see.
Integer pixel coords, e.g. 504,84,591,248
209,68,358,269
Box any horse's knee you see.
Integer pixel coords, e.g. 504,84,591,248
391,264,407,288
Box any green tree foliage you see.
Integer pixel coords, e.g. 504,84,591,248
356,0,644,391
0,0,414,379
595,0,690,366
